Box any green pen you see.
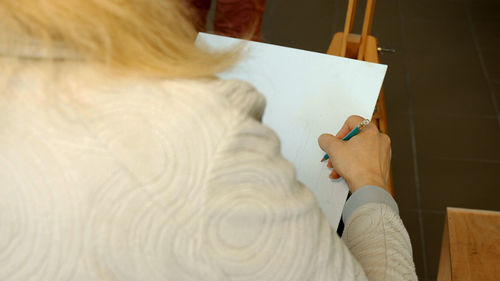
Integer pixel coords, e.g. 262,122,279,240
321,119,370,162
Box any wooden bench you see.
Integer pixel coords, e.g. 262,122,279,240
438,207,500,281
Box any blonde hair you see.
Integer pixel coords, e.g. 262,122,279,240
0,0,241,78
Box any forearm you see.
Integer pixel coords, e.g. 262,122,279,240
341,186,417,280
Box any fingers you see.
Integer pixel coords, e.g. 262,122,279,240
335,115,366,138
318,138,341,179
319,115,374,182
329,169,340,179
318,133,345,163
318,133,336,153
381,132,391,146
319,116,368,150
327,159,340,179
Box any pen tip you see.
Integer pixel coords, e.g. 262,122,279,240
320,157,326,162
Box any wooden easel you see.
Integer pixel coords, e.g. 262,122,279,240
326,0,394,196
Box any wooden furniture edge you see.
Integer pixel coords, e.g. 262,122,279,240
437,210,452,281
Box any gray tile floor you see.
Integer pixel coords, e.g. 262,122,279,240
261,0,500,280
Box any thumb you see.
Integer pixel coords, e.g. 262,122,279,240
318,133,344,156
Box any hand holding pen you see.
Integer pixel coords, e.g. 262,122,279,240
317,115,392,194
320,118,370,162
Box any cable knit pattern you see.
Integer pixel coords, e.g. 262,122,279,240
342,203,418,280
0,60,415,280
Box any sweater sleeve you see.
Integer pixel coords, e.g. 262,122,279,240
343,186,400,223
342,202,418,280
202,80,369,280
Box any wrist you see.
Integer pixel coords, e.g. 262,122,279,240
347,176,386,193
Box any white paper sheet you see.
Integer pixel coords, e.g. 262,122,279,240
196,33,387,229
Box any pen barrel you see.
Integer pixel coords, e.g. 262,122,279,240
322,119,369,160
342,127,361,141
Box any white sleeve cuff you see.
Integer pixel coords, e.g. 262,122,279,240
342,185,399,223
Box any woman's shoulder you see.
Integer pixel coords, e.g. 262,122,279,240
197,78,267,120
123,77,267,121
170,78,265,109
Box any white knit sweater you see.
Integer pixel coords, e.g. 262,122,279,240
0,59,417,280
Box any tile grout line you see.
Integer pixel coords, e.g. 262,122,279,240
396,1,429,280
433,156,500,164
463,0,500,128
